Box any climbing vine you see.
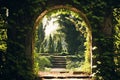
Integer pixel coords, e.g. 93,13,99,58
0,0,120,80
113,8,120,77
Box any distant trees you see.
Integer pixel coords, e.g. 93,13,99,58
35,23,45,53
48,35,54,53
55,13,86,55
35,11,86,55
56,40,62,53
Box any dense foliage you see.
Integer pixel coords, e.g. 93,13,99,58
35,9,86,55
113,8,120,78
34,9,90,72
0,0,120,80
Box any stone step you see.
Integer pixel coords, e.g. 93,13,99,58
52,60,66,63
52,62,66,64
40,75,91,80
38,69,92,80
52,63,66,66
51,56,67,68
52,58,66,60
52,66,66,68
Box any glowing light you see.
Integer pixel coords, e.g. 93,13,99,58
42,17,60,37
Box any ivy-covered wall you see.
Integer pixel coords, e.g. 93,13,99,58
1,1,35,80
0,0,120,80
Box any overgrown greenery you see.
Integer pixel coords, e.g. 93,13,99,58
113,8,120,78
0,0,120,80
0,7,7,79
34,53,52,71
66,55,84,69
35,9,87,55
35,9,91,73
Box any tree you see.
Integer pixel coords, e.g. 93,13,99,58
35,23,45,53
56,40,62,53
48,34,54,53
56,14,83,55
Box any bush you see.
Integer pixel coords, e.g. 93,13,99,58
38,56,52,71
34,54,52,71
66,56,84,71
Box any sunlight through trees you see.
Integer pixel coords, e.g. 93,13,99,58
34,8,92,73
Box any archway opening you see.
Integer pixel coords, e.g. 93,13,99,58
33,5,92,75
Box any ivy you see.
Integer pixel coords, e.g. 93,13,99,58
0,0,120,80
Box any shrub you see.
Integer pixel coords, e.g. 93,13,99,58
34,54,52,71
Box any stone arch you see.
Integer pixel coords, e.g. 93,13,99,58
34,5,91,30
33,5,92,73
